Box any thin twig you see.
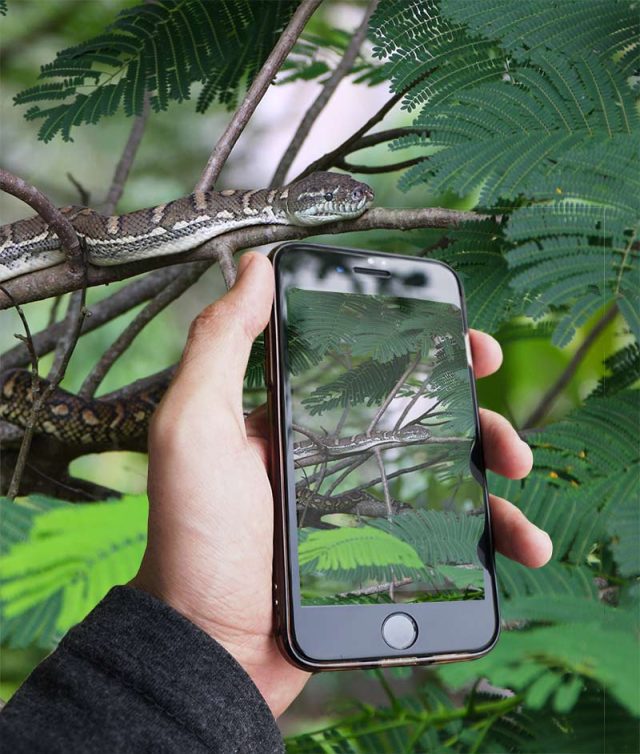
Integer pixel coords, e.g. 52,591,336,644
348,127,427,151
345,454,451,495
294,88,406,181
326,455,369,496
336,156,425,174
50,290,84,375
394,371,431,430
78,265,203,397
0,168,83,273
0,288,40,381
270,0,379,186
373,447,393,518
46,295,63,327
367,352,421,433
101,93,151,215
196,0,324,191
338,577,413,597
66,173,91,205
217,242,237,289
0,291,41,496
521,303,619,429
0,206,489,308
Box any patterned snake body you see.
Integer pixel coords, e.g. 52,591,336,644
0,172,373,446
0,171,373,281
0,369,163,449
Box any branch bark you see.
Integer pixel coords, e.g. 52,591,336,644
521,303,619,429
0,206,488,308
196,0,324,191
270,0,378,186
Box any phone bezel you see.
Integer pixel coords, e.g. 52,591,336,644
266,242,500,671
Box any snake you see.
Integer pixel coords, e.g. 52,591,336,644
294,426,470,467
0,171,373,281
0,171,374,445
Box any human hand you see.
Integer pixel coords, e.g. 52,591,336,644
132,252,552,718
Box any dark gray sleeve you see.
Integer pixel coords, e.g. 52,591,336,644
0,585,284,753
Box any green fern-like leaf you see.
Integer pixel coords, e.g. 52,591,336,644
369,508,484,568
0,495,147,648
440,622,640,716
592,342,640,396
298,524,427,584
301,354,411,416
14,0,298,141
441,0,639,68
373,0,639,342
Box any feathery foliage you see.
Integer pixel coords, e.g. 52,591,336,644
0,495,147,648
14,0,298,141
372,0,640,346
298,524,427,585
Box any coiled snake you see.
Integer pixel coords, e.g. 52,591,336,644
0,172,374,447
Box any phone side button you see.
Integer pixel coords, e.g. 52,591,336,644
381,613,418,650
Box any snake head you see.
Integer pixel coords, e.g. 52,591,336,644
283,171,374,226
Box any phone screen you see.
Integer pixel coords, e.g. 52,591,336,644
285,283,486,607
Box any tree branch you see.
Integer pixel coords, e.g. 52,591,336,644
0,206,488,308
348,127,427,151
0,168,84,274
1,266,184,371
1,264,87,497
270,0,379,187
0,287,40,498
196,0,324,191
294,88,406,180
101,92,151,215
78,264,204,398
521,303,619,429
336,155,425,174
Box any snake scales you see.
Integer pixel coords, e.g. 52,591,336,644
0,172,373,446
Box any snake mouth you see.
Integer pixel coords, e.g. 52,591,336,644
294,196,373,225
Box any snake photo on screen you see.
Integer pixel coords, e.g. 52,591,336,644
287,287,486,606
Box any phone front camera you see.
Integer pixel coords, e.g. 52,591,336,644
336,265,345,273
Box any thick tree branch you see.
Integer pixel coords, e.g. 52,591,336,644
0,206,488,308
0,168,84,273
522,303,619,429
196,0,324,191
271,0,379,187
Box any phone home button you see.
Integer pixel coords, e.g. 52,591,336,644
382,612,418,650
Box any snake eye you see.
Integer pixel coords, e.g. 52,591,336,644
324,192,334,201
352,188,364,200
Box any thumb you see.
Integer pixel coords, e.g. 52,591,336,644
174,252,274,411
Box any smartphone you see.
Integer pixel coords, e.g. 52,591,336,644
265,242,499,671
